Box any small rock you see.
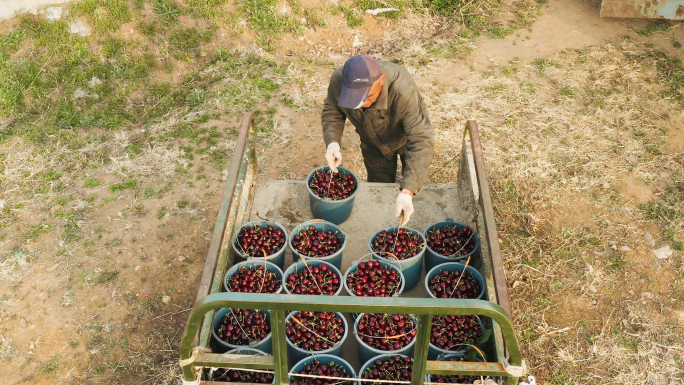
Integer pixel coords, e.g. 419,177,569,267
652,245,673,259
352,35,363,48
162,295,171,304
512,280,521,289
135,265,141,271
619,246,631,252
659,172,669,178
628,289,635,295
200,51,207,57
298,37,304,41
45,6,63,21
69,20,91,37
29,342,35,349
27,351,34,355
641,292,653,299
300,17,306,23
19,317,27,328
588,284,597,293
178,256,186,263
29,9,38,15
130,29,134,33
594,251,606,257
88,76,103,88
591,299,597,305
73,88,87,99
621,319,629,328
644,233,655,247
608,241,618,250
280,113,288,117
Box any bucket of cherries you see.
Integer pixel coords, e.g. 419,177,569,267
306,166,358,225
233,220,288,269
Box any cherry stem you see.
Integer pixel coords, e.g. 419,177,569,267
290,315,337,345
448,256,472,299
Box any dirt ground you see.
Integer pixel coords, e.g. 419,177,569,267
1,0,683,384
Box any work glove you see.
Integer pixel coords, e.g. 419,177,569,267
325,142,342,173
395,192,414,227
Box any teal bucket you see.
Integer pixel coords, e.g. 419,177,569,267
224,260,284,294
369,227,426,290
211,308,272,354
424,219,479,273
427,315,486,360
289,221,346,270
290,354,357,384
358,354,417,384
343,259,405,297
285,311,348,365
233,220,289,270
426,352,486,384
212,348,275,383
354,313,417,364
282,260,344,296
306,166,358,225
425,262,486,300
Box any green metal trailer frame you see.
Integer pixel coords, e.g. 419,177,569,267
179,112,522,384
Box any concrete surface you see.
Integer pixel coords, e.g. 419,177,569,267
0,0,72,21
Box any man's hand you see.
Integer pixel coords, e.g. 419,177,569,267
326,142,342,173
395,189,414,227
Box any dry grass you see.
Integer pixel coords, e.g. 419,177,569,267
427,38,684,383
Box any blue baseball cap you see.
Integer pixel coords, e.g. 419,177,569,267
339,55,383,109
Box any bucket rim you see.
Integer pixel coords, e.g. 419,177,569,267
368,226,427,263
212,308,272,349
343,259,405,297
353,313,418,355
232,220,289,260
424,262,486,300
423,220,479,259
284,311,348,355
223,260,284,294
289,220,347,261
282,260,344,296
306,166,359,203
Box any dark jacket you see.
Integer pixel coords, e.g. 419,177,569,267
321,61,434,194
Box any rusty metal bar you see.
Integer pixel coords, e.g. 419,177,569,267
467,120,511,317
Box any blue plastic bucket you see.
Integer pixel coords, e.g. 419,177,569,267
306,166,359,225
289,220,346,270
425,262,486,300
343,260,405,297
424,219,479,272
213,348,275,383
427,315,486,360
224,260,284,294
290,354,357,384
282,260,343,296
358,354,416,384
285,311,348,364
212,308,272,354
354,314,417,364
232,220,289,270
426,352,486,383
369,227,426,290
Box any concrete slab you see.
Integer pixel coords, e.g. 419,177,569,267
0,0,72,21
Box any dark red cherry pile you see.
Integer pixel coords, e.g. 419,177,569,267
213,367,274,383
371,228,424,260
427,269,481,299
362,356,413,385
357,313,417,351
426,225,476,257
309,169,357,200
285,263,340,295
430,355,480,384
286,311,344,352
236,225,285,258
291,359,353,385
292,226,343,258
346,260,402,297
430,315,483,351
216,309,270,346
226,265,281,293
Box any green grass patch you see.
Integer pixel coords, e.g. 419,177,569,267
186,0,231,19
241,0,300,50
153,0,183,27
109,179,138,193
168,27,213,61
355,0,416,19
635,21,670,36
486,26,513,39
72,0,132,34
42,355,60,375
97,270,119,284
340,4,364,28
22,222,53,239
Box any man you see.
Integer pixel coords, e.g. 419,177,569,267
321,55,434,226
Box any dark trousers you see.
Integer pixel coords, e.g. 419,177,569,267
361,143,406,183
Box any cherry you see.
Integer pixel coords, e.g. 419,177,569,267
345,260,402,297
308,169,356,200
427,269,481,299
371,228,424,261
286,262,340,295
430,355,481,384
213,367,274,383
292,226,342,258
291,359,353,385
227,265,281,293
361,355,413,385
286,311,344,352
426,225,476,257
216,309,270,346
236,225,285,258
357,313,416,351
430,315,483,351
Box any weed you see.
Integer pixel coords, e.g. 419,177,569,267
548,371,571,385
109,179,138,193
42,355,60,375
635,21,670,36
72,0,132,34
97,271,119,284
607,254,628,271
187,0,231,19
303,8,328,28
84,178,100,188
486,26,513,39
153,0,183,27
340,4,364,28
22,222,52,239
560,87,577,97
156,207,168,219
533,58,558,75
534,297,551,308
168,27,213,61
176,199,190,209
